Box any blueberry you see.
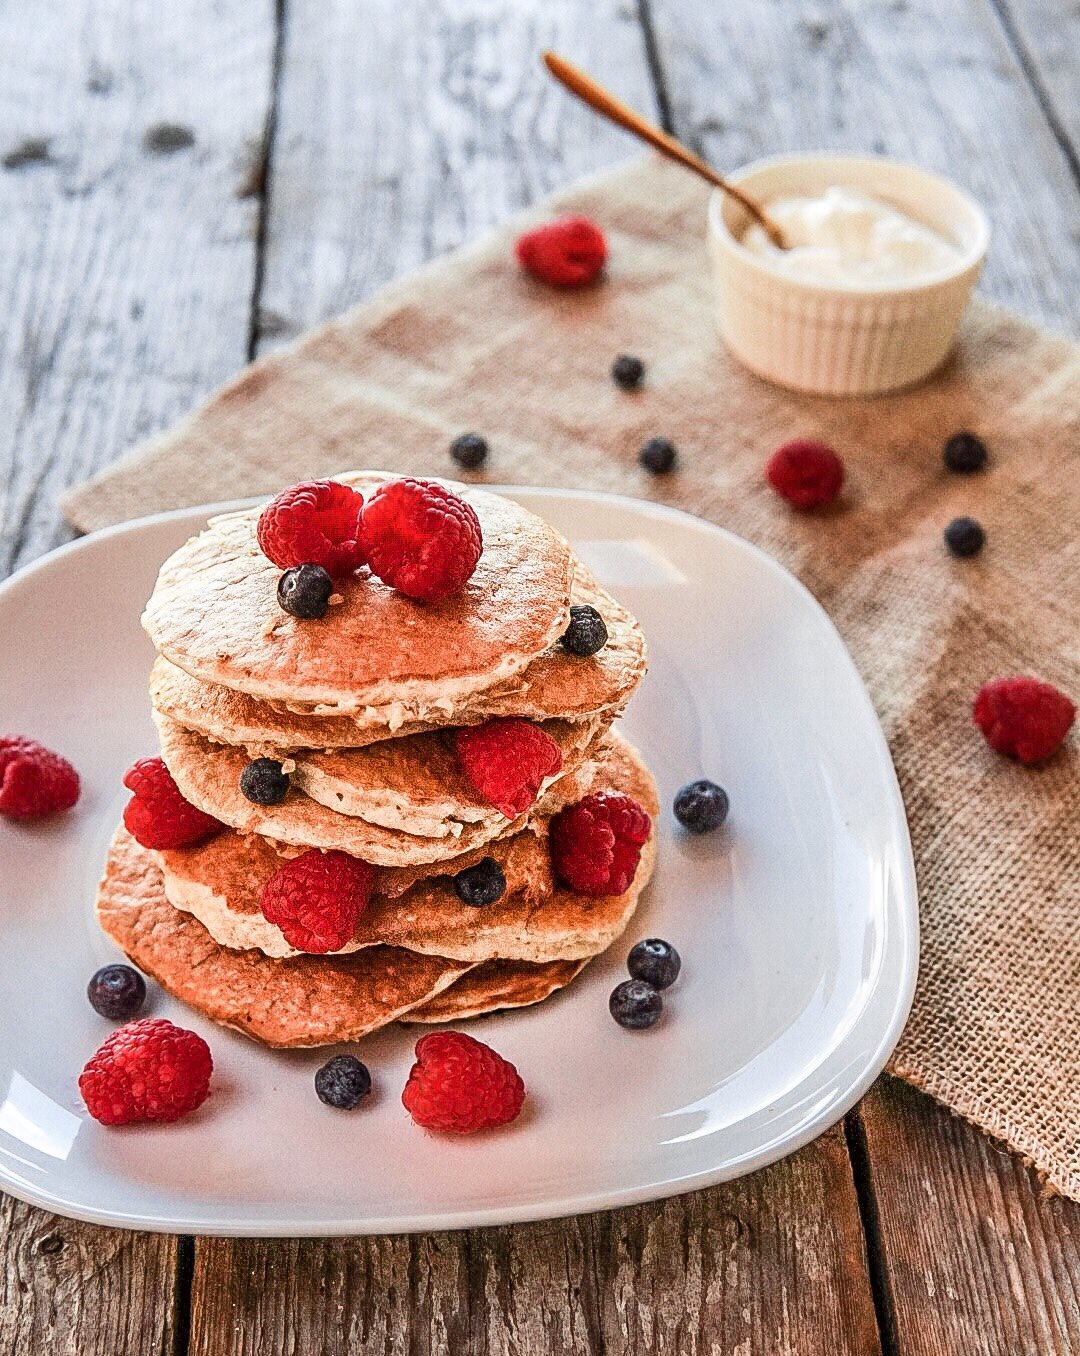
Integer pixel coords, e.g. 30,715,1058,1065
277,564,333,619
560,604,608,657
944,516,985,558
611,354,645,390
628,938,681,990
87,964,146,1020
315,1054,372,1109
240,757,290,804
454,857,506,907
450,432,489,470
639,436,677,475
943,432,988,474
673,779,729,834
609,979,662,1030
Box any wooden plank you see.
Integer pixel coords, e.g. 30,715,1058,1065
190,1128,880,1356
643,0,1079,334
858,1077,1080,1355
0,1198,179,1356
992,0,1080,163
0,0,276,576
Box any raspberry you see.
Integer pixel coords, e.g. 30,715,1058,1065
0,736,80,819
259,848,375,953
256,479,366,576
765,440,845,509
550,791,651,897
79,1018,212,1126
515,215,607,287
456,718,563,819
360,478,483,602
973,676,1075,764
122,757,223,850
401,1031,525,1133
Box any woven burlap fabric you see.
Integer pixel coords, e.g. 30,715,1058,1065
62,156,1080,1195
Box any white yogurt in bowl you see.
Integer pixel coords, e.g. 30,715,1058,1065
707,154,990,396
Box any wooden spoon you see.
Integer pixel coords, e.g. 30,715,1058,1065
543,51,786,249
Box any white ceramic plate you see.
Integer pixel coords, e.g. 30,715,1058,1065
0,489,917,1235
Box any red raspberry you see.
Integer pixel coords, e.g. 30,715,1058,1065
259,848,375,953
256,479,366,576
122,757,223,850
402,1031,525,1133
360,478,483,602
765,440,845,509
515,215,607,287
79,1018,213,1126
973,676,1075,764
550,791,651,897
0,736,80,819
456,718,563,819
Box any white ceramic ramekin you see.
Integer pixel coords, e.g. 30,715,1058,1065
707,154,990,396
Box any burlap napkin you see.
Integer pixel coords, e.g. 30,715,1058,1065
62,156,1080,1197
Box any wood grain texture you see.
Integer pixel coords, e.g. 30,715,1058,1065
0,0,275,576
859,1077,1080,1356
644,0,1080,335
0,1198,178,1356
189,1128,880,1356
992,0,1080,161
254,0,662,351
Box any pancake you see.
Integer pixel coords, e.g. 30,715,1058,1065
405,959,590,1023
148,566,646,751
156,713,606,866
155,730,659,963
96,827,473,1047
142,473,575,716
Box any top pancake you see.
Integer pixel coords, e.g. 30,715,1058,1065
142,472,575,713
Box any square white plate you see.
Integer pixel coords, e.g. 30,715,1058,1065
0,488,917,1235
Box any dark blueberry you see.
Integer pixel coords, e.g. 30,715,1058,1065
314,1055,372,1110
628,938,681,990
277,564,333,619
673,779,729,834
611,354,645,390
560,604,608,657
639,436,677,475
943,432,988,474
87,964,146,1020
450,432,489,470
944,516,985,558
609,979,663,1030
240,757,291,804
454,857,506,907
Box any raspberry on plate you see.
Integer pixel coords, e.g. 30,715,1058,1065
122,757,223,850
360,477,483,602
260,848,375,953
973,676,1076,764
79,1018,212,1126
455,718,563,819
0,736,80,819
515,215,607,287
256,479,366,576
765,439,845,509
550,791,651,897
401,1031,525,1133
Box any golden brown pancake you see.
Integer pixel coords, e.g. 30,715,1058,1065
96,828,473,1048
406,959,590,1023
141,473,575,716
147,566,647,750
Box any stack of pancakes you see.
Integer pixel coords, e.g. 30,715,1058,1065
96,473,656,1047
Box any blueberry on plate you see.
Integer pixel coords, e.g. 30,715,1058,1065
673,779,729,833
87,964,146,1020
609,979,663,1030
944,516,985,558
450,432,489,470
943,432,988,474
611,354,645,390
277,564,334,619
628,938,681,990
240,757,291,805
315,1055,372,1109
639,436,677,475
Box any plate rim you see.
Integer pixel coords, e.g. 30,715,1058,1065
0,486,919,1235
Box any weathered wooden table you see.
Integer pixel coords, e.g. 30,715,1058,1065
1,2,1077,1351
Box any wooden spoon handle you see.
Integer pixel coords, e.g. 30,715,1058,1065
543,51,785,248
